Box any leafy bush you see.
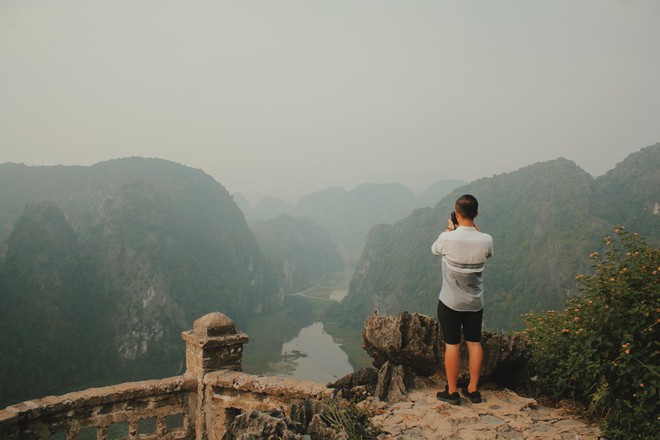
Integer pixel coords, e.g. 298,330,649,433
523,227,659,438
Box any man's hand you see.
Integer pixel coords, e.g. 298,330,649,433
446,218,456,231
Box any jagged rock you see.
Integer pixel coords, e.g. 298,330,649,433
330,367,378,390
362,311,440,376
222,408,305,440
374,362,410,403
222,399,354,440
480,330,531,388
289,399,324,430
328,367,378,401
362,311,530,385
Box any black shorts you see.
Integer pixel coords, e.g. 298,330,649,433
437,300,483,345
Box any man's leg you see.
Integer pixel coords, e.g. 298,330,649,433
444,343,461,393
437,300,462,403
465,341,483,393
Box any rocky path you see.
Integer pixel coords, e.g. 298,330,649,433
366,386,601,440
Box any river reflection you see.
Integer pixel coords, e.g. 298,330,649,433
271,322,354,382
241,294,358,382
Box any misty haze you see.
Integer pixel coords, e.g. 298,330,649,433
1,2,658,438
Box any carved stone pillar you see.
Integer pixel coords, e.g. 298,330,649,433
182,312,249,376
181,312,249,440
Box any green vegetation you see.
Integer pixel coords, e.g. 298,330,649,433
252,214,344,294
524,228,659,439
338,145,660,332
1,145,657,414
0,158,283,407
321,398,383,439
592,144,660,243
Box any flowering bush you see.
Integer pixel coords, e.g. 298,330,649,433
523,227,659,439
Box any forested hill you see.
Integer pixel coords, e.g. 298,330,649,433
336,144,660,332
591,143,660,239
0,158,282,406
251,214,344,294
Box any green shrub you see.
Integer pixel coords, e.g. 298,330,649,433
523,227,659,439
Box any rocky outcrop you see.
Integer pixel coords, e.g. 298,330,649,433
362,311,530,387
222,400,354,440
374,362,410,403
328,367,378,401
362,311,440,376
222,408,304,439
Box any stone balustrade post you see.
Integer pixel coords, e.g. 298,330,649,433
181,312,249,440
182,312,249,376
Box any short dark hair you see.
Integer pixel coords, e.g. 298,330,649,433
455,194,479,220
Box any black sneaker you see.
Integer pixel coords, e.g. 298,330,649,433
436,389,461,405
461,387,482,403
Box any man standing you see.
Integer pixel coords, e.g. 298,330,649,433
431,194,493,405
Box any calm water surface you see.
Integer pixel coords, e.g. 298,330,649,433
274,321,353,382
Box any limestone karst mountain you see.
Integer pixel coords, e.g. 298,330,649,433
0,158,283,406
591,143,660,241
251,214,343,295
336,144,660,332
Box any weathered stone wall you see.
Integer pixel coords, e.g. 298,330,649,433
0,312,334,440
0,375,196,440
1,310,536,439
201,370,332,440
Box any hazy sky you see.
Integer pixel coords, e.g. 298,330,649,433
1,1,659,204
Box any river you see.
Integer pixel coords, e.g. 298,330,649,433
241,273,366,382
267,321,354,382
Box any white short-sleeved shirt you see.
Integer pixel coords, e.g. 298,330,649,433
431,226,494,311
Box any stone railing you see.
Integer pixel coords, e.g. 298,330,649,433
0,312,330,440
0,375,197,440
201,370,330,439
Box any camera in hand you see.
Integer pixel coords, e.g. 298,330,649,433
450,211,459,229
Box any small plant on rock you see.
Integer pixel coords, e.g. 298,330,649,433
321,398,383,440
523,227,659,439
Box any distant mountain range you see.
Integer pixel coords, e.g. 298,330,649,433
333,143,660,332
1,144,657,407
235,179,467,249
